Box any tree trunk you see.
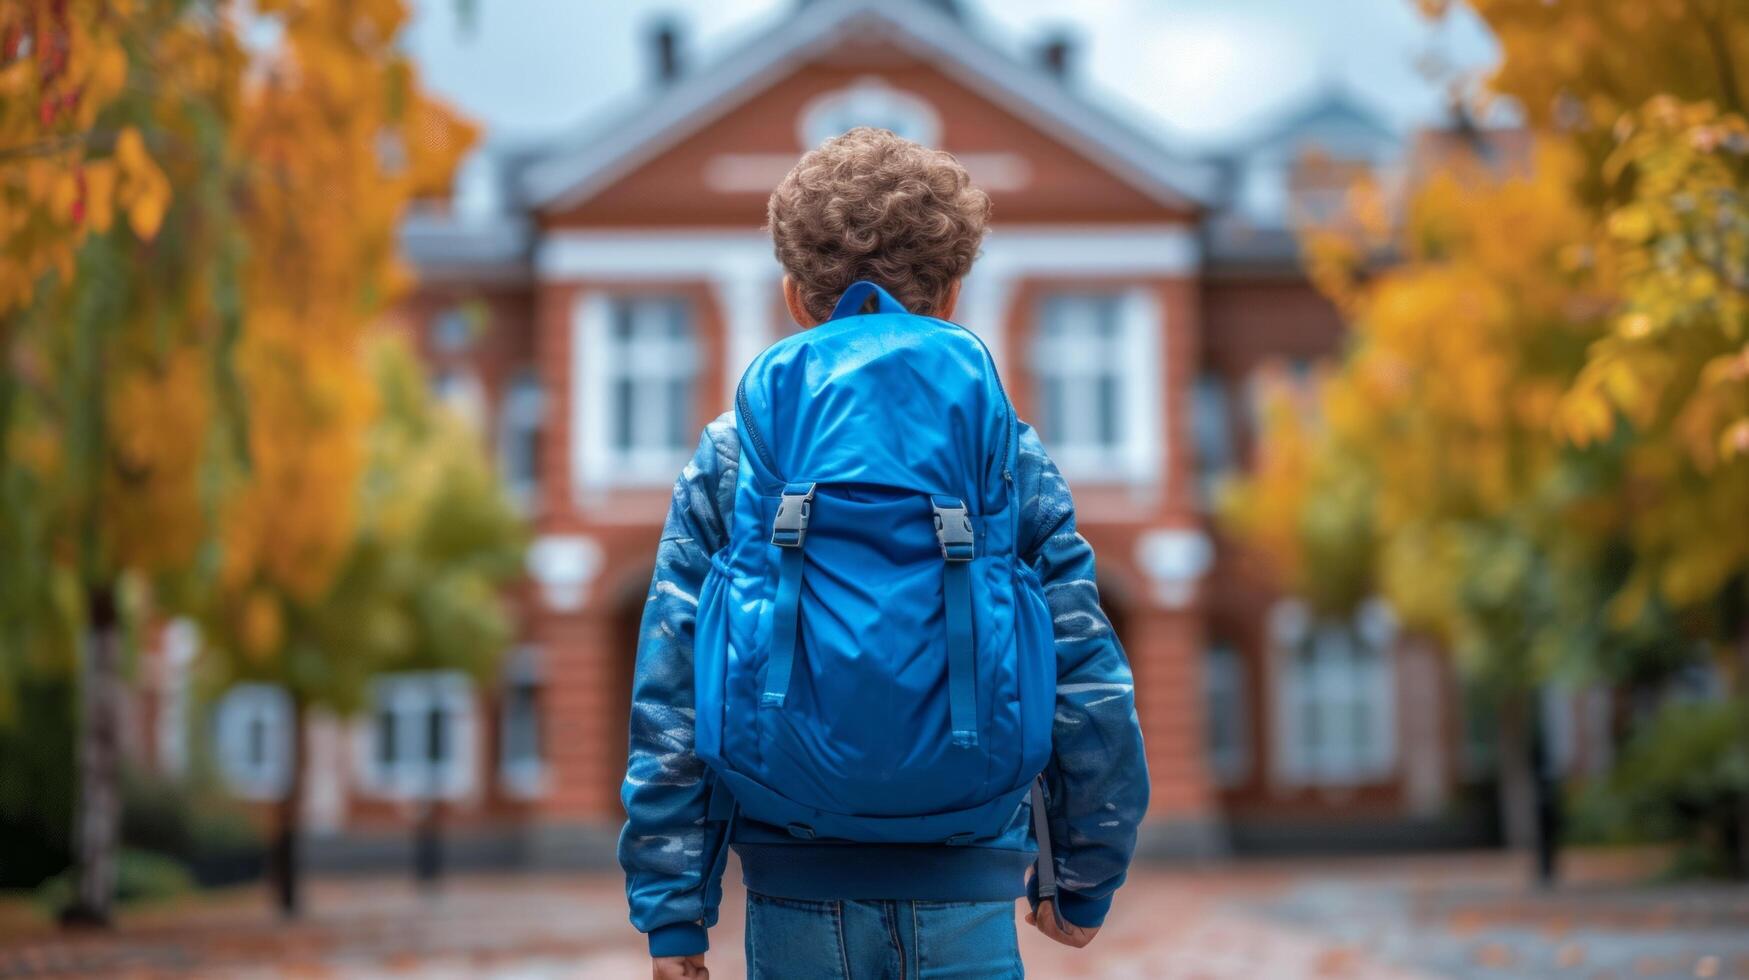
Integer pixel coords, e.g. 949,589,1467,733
1530,688,1562,887
272,700,307,918
1496,686,1539,852
414,799,444,892
62,585,122,929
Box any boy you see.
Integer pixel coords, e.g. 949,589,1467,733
621,127,1148,980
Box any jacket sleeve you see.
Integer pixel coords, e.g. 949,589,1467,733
619,414,739,958
1016,423,1150,930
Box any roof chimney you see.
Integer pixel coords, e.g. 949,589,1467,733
1037,30,1075,80
649,17,684,86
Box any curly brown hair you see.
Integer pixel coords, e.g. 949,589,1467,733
767,127,991,323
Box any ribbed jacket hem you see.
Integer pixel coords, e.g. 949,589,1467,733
734,843,1035,902
647,921,709,957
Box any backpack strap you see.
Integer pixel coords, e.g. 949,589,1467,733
762,483,816,707
931,496,978,748
1030,775,1057,900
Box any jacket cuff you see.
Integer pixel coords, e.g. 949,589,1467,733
648,922,709,958
1054,891,1113,929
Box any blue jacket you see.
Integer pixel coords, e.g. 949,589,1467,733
621,412,1149,958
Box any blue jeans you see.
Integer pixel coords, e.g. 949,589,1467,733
744,891,1023,979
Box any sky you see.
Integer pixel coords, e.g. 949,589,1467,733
404,0,1501,151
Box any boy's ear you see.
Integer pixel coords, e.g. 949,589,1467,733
783,276,821,329
937,279,961,321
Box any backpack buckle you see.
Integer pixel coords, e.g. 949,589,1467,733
931,497,975,562
771,484,816,548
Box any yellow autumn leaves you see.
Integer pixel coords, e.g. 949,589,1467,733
0,2,135,307
1228,0,1749,651
1563,102,1749,466
2,0,480,679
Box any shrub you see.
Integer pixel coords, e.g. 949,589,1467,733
1583,697,1749,876
36,849,195,913
120,768,265,887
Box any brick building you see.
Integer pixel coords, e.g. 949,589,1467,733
175,0,1597,864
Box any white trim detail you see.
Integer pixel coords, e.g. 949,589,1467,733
536,226,1197,283
1134,528,1213,609
526,534,604,613
539,230,771,281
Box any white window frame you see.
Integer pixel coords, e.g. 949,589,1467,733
1028,288,1162,484
572,292,700,492
499,647,546,798
498,367,545,512
212,683,293,801
1270,599,1397,787
355,671,476,801
1204,641,1249,787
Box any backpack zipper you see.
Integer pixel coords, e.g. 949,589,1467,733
736,375,783,478
951,323,1016,483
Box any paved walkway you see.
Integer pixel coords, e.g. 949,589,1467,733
0,852,1744,979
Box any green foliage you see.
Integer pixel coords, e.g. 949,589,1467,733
35,849,194,913
118,769,263,886
201,336,524,713
0,677,76,888
1579,697,1749,874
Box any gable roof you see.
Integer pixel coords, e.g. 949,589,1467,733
1239,86,1400,160
517,0,1217,213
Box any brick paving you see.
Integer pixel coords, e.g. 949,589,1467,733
0,851,1743,979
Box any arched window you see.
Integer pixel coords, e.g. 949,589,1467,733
798,77,942,148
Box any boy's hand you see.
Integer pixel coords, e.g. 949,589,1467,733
652,954,708,979
1026,899,1099,949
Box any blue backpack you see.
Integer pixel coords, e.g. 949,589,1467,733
694,280,1057,850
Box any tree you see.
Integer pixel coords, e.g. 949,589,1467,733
202,335,521,916
1,0,476,922
3,0,240,925
1560,101,1749,873
1229,143,1614,851
1232,0,1749,872
1471,0,1749,875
